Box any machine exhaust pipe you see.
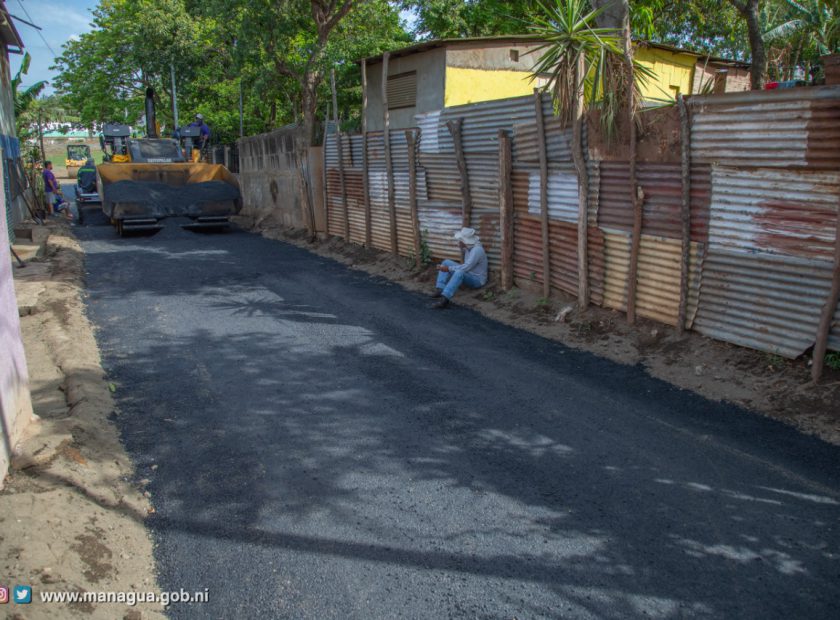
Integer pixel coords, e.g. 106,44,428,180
145,87,157,138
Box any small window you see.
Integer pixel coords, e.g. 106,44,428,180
510,49,519,62
387,71,417,110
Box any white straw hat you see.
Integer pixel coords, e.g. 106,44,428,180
454,227,479,246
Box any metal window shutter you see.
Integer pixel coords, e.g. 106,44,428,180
387,72,416,110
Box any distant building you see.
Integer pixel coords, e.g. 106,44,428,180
360,36,751,130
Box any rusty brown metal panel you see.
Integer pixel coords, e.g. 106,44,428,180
689,86,840,169
708,166,839,260
694,250,834,358
419,153,461,202
513,215,604,304
598,161,711,242
602,230,631,312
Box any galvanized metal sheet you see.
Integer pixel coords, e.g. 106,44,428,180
636,236,704,327
418,200,462,260
708,166,839,260
694,249,834,358
689,86,840,169
512,116,574,164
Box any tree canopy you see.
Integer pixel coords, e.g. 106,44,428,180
48,0,840,144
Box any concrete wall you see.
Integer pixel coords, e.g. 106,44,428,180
237,128,325,231
365,47,446,131
0,145,35,487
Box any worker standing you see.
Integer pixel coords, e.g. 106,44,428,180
189,113,211,160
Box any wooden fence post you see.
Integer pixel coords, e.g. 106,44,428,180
570,59,590,309
361,59,372,248
331,69,349,241
498,129,514,290
446,118,472,227
322,102,330,236
382,52,397,253
812,208,840,382
534,89,551,299
406,129,422,269
677,94,692,335
626,85,642,324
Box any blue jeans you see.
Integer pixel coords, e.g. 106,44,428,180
436,259,484,299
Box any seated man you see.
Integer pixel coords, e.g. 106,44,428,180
77,158,97,194
432,227,488,309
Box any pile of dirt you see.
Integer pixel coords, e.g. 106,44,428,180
2,222,165,619
104,180,239,215
242,220,840,446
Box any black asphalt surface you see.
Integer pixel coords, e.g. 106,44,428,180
75,210,840,619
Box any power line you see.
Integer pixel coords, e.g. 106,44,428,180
15,0,57,58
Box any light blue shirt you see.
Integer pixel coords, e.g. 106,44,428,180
451,242,488,285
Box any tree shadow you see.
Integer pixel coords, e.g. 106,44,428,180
79,225,840,619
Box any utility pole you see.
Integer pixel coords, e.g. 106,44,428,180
37,108,45,162
170,63,179,131
239,79,244,139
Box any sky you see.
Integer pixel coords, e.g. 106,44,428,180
9,0,97,93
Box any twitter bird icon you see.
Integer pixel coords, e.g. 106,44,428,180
13,586,31,604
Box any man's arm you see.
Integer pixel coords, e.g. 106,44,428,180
450,246,483,273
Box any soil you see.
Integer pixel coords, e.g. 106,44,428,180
236,214,840,446
2,222,165,619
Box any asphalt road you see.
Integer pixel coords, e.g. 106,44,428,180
75,213,840,619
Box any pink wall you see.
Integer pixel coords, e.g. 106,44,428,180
1,147,35,486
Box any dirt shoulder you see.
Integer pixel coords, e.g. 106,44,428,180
237,215,840,446
2,222,164,619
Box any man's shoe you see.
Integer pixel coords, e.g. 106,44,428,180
432,298,450,309
431,289,443,299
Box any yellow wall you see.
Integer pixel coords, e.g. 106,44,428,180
634,47,697,102
444,66,539,107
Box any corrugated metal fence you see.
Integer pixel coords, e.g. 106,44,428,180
258,87,840,360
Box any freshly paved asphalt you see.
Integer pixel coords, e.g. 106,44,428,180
75,211,840,619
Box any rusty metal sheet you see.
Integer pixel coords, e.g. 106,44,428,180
597,161,711,242
694,249,834,358
708,166,839,260
829,300,840,353
689,86,840,169
419,153,461,202
513,215,605,304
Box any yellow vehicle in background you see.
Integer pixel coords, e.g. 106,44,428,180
97,88,241,236
65,143,91,178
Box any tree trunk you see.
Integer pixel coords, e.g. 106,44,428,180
731,0,766,89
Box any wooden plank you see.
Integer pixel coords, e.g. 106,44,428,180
446,118,472,227
406,129,422,269
534,89,550,299
498,129,514,290
626,62,642,324
677,94,691,335
322,102,330,235
382,52,397,253
812,208,840,382
361,59,372,247
570,59,590,308
331,69,349,241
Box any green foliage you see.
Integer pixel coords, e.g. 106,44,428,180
12,53,47,119
400,0,537,37
50,0,409,144
825,351,840,370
